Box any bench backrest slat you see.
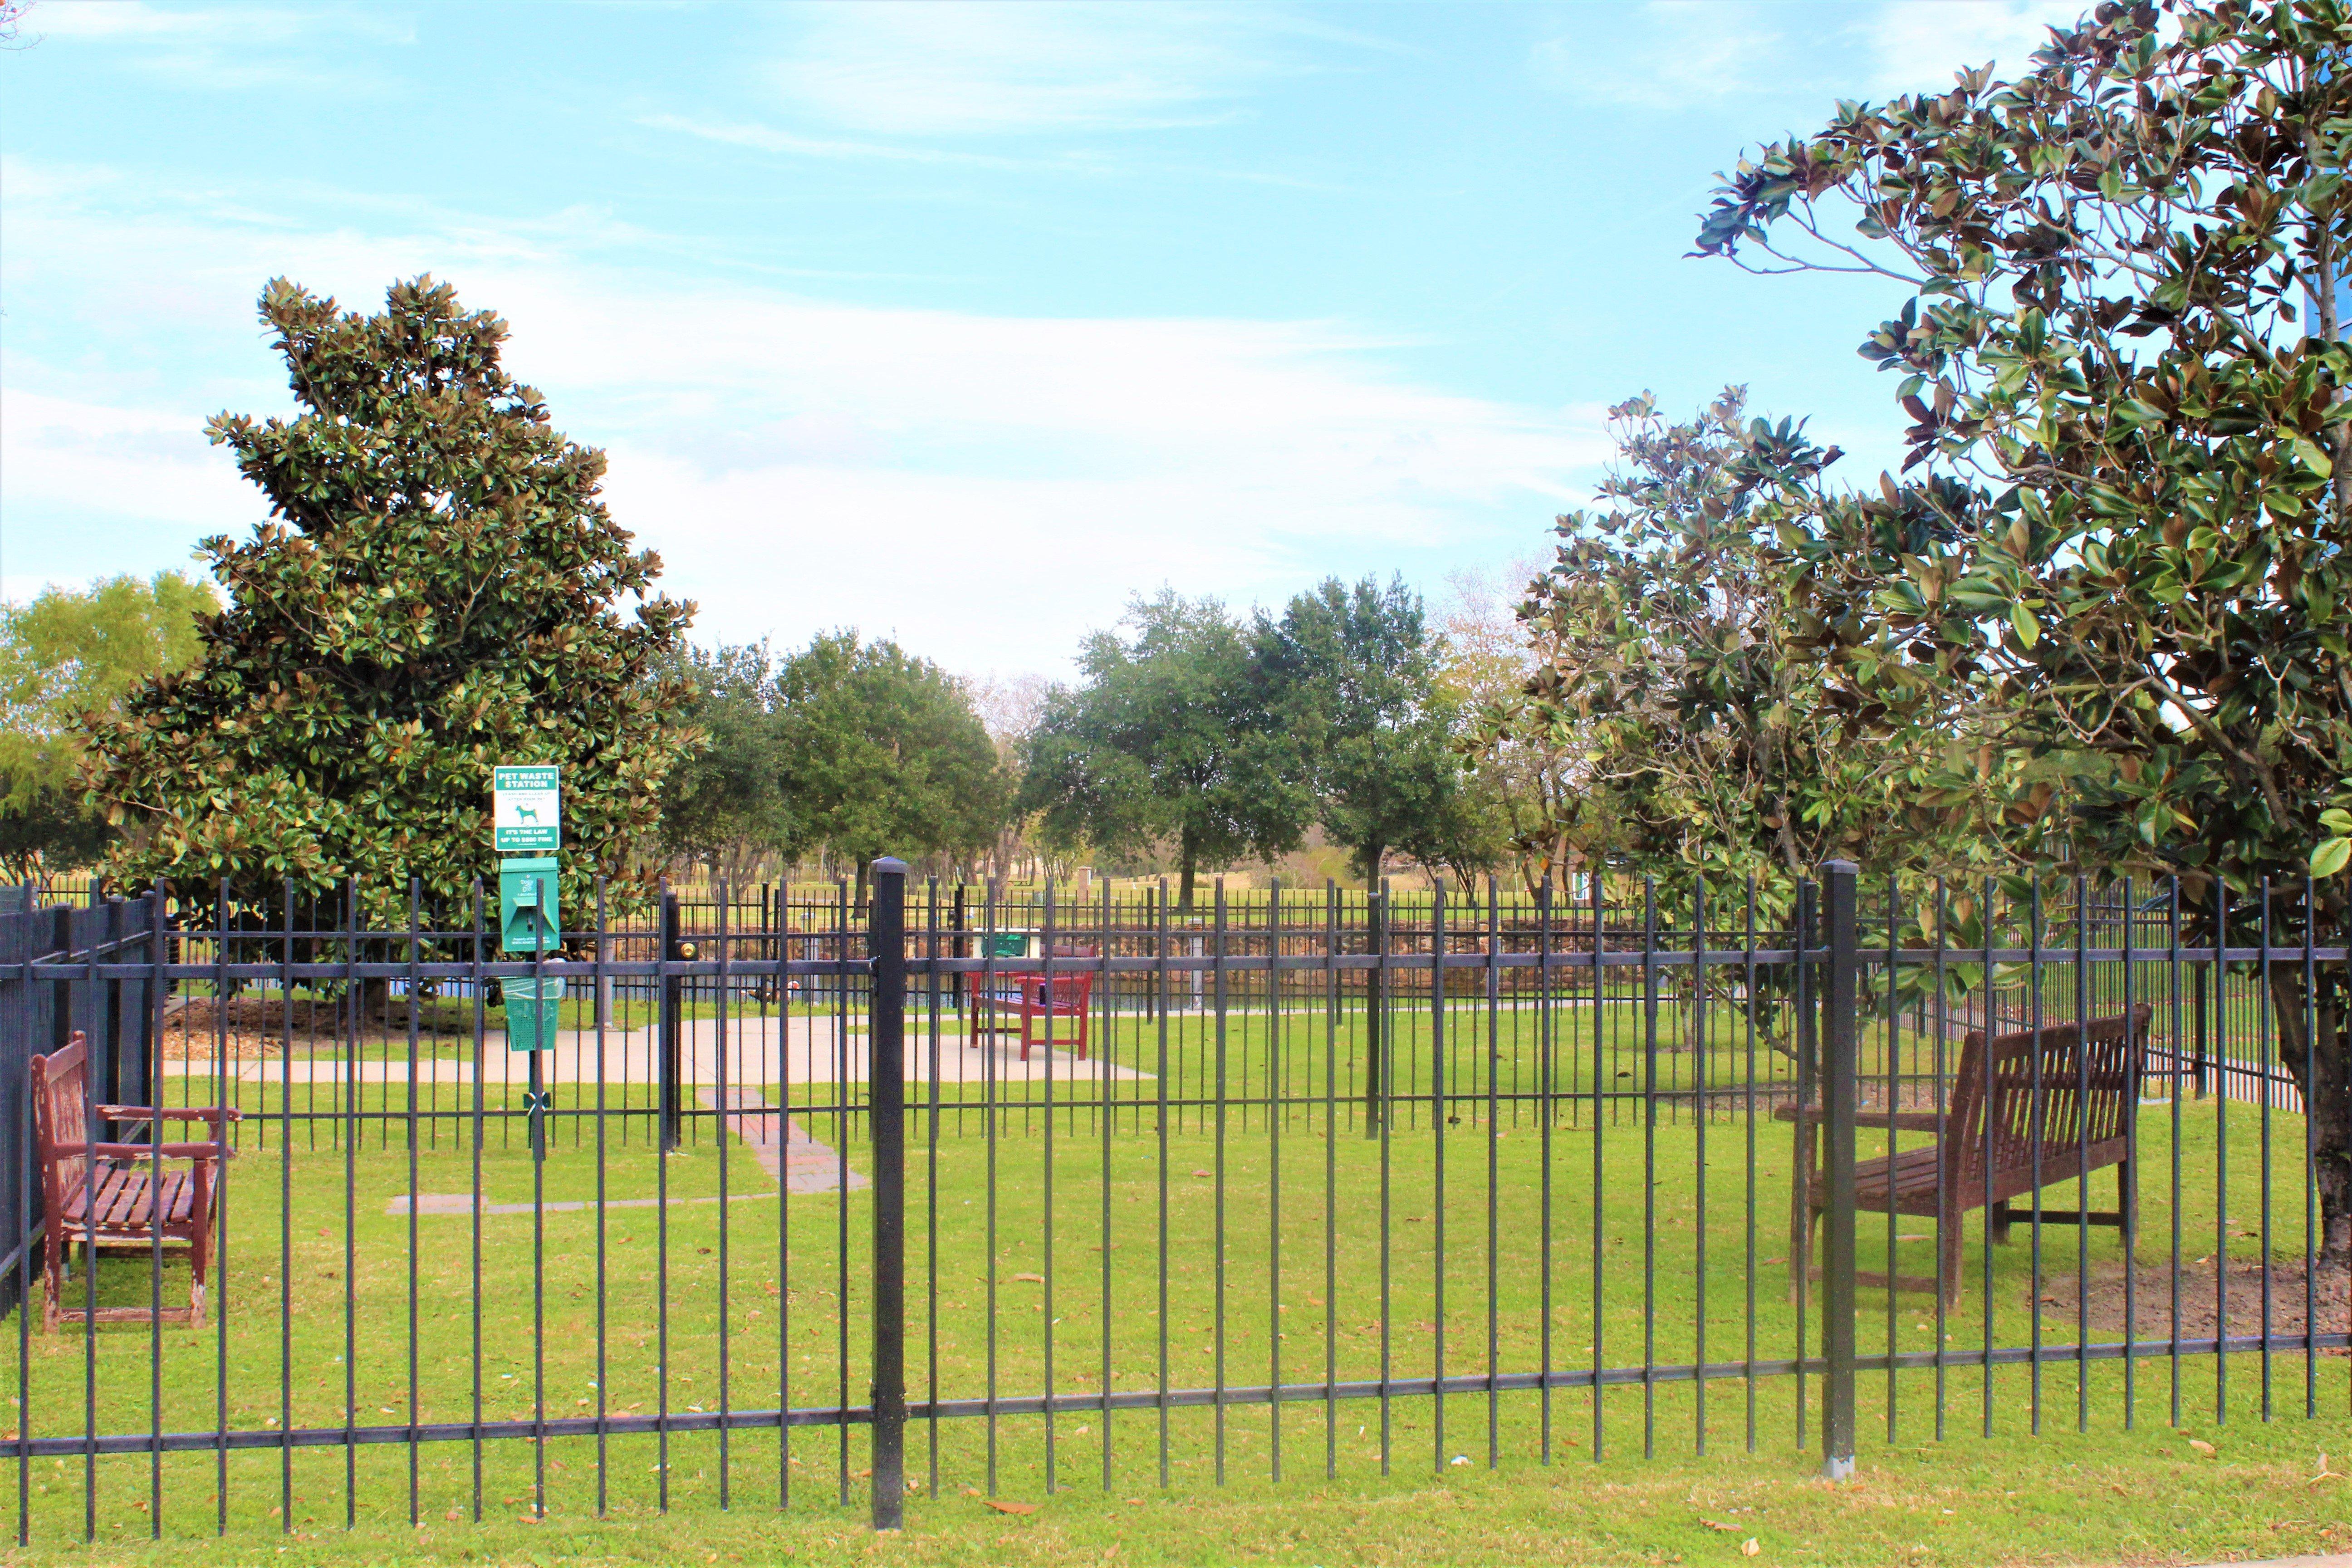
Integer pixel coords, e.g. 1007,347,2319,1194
29,1033,90,1230
1948,1004,2150,1186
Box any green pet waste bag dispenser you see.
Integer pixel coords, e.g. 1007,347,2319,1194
498,857,564,1052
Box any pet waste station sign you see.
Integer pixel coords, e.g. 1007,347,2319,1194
493,766,560,853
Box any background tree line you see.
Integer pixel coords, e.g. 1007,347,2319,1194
657,573,1534,908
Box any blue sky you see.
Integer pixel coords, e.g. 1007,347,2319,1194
0,0,2084,677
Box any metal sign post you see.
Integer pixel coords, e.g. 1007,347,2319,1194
495,768,562,1162
519,881,550,1160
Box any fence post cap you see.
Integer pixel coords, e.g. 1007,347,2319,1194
1819,859,1860,877
871,856,909,876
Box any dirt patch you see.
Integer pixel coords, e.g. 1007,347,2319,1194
2035,1254,2350,1342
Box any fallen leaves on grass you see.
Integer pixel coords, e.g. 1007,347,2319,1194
983,1498,1039,1515
2186,1438,2216,1456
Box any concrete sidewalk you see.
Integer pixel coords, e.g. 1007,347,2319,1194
162,1012,1150,1088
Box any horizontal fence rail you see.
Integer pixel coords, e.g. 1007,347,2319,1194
0,862,2343,1543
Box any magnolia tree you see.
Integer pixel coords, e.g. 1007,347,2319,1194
88,277,696,933
1506,389,1967,1050
1697,0,2352,1250
1510,390,1964,911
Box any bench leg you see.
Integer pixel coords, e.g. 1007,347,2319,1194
1939,1211,1965,1308
1990,1199,2012,1246
190,1222,210,1334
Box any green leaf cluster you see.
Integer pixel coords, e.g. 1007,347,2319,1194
1020,580,1468,906
1020,591,1306,908
1254,576,1471,887
0,571,216,883
84,277,696,929
1506,389,1964,920
657,633,1009,894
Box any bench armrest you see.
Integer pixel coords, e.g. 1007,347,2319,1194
59,1140,234,1161
1771,1105,1952,1133
97,1105,243,1124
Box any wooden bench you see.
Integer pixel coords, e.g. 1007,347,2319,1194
1782,1004,2150,1305
31,1031,240,1331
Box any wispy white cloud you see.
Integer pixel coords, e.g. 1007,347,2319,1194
637,110,1361,197
0,159,1604,672
1862,0,2084,95
637,113,1043,172
31,0,409,45
1530,1,1788,109
26,0,411,89
1533,0,2096,113
769,2,1294,137
0,387,246,530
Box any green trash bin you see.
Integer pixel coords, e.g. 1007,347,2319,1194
501,976,567,1053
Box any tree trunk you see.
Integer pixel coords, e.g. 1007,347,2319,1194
2268,965,2352,1260
1178,828,1199,911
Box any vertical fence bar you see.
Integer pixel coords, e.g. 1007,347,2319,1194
279,882,296,1531
14,898,29,1549
342,879,359,1526
1538,875,1555,1464
869,858,908,1531
147,889,167,1537
1364,888,1384,1141
214,878,231,1535
1792,878,1815,1454
406,880,422,1524
659,892,683,1154
1819,860,1859,1480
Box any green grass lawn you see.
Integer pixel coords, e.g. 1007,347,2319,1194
28,991,2346,1563
10,1083,2342,1552
0,1375,2345,1565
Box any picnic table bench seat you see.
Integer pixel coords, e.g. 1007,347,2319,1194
976,945,1097,1061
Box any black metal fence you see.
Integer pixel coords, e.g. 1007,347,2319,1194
0,859,2344,1544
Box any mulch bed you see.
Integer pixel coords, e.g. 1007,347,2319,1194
2033,1254,2349,1342
158,995,473,1061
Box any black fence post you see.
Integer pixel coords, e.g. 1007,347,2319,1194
1363,887,1386,1138
1819,860,1860,1480
868,857,908,1530
1792,879,1819,1284
99,898,126,1131
659,891,683,1153
950,883,966,1016
48,907,71,1059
